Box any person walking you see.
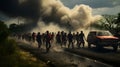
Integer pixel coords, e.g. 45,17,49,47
76,32,79,48
56,31,61,46
67,31,74,48
62,32,67,47
36,32,42,49
32,32,36,42
78,31,85,48
45,31,52,53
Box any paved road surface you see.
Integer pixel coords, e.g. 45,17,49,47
16,40,112,67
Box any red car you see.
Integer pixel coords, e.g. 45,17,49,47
87,31,119,51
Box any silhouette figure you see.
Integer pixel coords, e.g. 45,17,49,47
45,31,52,52
36,32,42,49
78,31,85,48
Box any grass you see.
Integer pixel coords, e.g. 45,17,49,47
0,39,48,67
0,50,48,67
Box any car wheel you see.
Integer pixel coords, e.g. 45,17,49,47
88,43,91,48
96,43,103,49
113,45,118,52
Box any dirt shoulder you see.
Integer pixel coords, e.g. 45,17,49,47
17,42,78,67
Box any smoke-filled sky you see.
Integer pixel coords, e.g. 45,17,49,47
0,0,119,32
60,0,120,15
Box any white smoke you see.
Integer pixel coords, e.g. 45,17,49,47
31,20,67,33
33,0,102,32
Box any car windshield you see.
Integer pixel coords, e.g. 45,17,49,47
97,31,113,36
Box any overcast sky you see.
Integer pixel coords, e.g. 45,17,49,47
60,0,120,15
0,0,120,21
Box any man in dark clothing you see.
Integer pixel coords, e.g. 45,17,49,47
78,31,85,48
51,32,55,44
32,32,36,42
76,32,79,48
62,33,67,47
42,33,46,45
67,31,74,48
36,32,42,49
45,31,51,52
28,33,32,42
61,31,64,47
72,33,76,46
56,31,61,45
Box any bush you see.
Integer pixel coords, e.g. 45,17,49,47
0,39,18,56
0,20,47,67
0,20,16,56
0,21,10,42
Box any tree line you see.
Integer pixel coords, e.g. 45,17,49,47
91,13,120,37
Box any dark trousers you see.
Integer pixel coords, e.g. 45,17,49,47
46,41,51,52
68,40,74,48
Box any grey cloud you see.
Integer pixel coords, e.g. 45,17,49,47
0,0,101,32
60,0,120,8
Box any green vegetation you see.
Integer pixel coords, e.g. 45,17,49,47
0,20,47,67
92,13,120,36
9,23,25,34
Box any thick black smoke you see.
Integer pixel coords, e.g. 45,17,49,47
0,0,64,31
0,0,101,32
0,0,41,31
0,0,40,18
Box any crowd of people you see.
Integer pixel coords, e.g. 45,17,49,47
13,30,86,52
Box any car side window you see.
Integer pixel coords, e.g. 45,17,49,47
97,32,102,36
91,32,96,36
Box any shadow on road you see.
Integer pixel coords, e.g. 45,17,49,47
83,46,120,53
84,47,115,53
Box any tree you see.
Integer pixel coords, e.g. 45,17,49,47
9,23,25,34
116,13,120,24
101,15,117,33
0,20,9,42
91,13,120,37
114,13,120,37
9,23,18,33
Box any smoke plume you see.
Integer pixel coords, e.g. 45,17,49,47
38,0,102,31
0,0,102,32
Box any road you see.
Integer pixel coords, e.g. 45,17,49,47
17,40,113,67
